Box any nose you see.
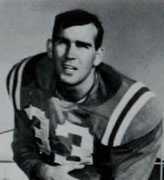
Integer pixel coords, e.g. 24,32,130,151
66,43,76,60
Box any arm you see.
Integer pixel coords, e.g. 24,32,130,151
6,61,44,179
99,97,163,180
112,122,162,180
13,109,84,180
12,109,45,179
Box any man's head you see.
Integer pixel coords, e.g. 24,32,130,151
52,9,104,50
47,9,104,87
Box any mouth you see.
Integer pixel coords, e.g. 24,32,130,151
63,64,78,71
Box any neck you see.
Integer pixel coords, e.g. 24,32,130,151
57,69,96,102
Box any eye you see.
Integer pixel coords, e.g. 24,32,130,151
75,41,91,49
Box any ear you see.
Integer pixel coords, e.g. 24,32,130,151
93,47,105,66
47,39,53,58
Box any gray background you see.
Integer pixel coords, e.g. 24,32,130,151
0,0,164,158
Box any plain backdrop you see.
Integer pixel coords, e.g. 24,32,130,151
0,0,164,160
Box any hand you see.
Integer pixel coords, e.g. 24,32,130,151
40,163,84,180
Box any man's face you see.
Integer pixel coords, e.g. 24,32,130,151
52,23,101,85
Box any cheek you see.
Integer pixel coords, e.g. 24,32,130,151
81,52,96,68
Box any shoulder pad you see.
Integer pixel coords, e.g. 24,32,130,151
6,53,47,110
101,81,159,147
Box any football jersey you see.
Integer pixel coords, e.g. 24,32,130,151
7,53,163,180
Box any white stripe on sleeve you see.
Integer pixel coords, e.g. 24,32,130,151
113,91,155,146
101,81,146,146
15,58,31,110
9,66,17,100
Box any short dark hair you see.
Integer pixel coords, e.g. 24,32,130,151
52,9,104,50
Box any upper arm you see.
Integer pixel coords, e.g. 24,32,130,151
7,59,29,110
122,95,163,145
6,56,35,111
111,95,163,180
99,82,163,180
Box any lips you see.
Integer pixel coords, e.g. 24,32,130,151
63,64,78,70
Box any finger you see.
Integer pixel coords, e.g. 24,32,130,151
50,97,75,109
48,98,66,124
79,158,93,165
70,108,91,119
64,163,85,172
67,113,82,123
66,174,79,180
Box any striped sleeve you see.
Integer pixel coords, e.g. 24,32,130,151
101,81,159,147
6,57,32,110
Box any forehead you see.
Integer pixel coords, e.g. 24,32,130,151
58,23,98,43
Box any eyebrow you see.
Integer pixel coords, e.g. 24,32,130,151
55,36,93,48
75,40,92,48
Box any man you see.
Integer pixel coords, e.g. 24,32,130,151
7,9,163,180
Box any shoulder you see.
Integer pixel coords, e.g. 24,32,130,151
112,79,162,146
6,53,53,110
97,63,136,96
99,65,163,146
121,93,163,144
6,53,47,90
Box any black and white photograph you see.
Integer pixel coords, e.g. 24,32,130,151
0,0,164,179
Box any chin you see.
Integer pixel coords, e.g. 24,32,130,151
60,76,81,86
